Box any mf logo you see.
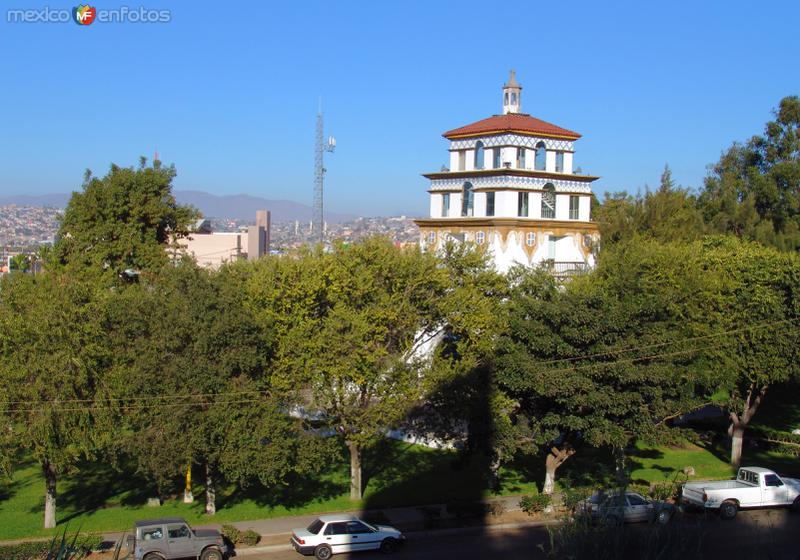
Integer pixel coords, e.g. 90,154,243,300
72,5,96,25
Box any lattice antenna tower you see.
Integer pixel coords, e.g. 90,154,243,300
313,101,335,244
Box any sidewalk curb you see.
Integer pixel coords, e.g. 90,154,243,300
232,519,559,557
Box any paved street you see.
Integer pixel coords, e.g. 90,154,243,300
238,508,800,560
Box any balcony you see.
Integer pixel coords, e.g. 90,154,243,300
540,260,591,280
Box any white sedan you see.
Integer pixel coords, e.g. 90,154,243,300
579,491,674,524
291,514,405,559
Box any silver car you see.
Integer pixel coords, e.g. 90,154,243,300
579,491,674,524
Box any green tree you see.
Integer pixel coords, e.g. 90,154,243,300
246,238,450,500
411,241,513,490
594,165,705,246
52,158,197,282
8,254,31,273
689,237,800,467
700,96,800,251
103,262,315,514
496,241,713,494
0,273,107,528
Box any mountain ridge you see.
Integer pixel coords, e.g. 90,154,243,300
0,190,358,223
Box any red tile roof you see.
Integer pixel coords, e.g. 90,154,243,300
443,113,581,140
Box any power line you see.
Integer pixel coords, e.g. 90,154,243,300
0,389,268,406
0,397,268,414
526,318,797,368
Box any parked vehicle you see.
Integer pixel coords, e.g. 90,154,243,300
578,490,675,524
291,514,405,559
129,517,228,560
682,466,800,520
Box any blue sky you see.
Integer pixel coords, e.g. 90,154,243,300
1,0,798,217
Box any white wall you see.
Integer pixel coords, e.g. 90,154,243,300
555,194,570,221
579,195,591,221
474,192,487,218
530,191,543,219
563,152,574,174
430,193,442,218
449,151,459,171
465,149,475,171
546,150,556,172
495,190,516,217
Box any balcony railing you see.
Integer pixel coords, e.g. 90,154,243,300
540,260,591,279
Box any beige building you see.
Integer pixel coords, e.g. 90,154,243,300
178,210,270,269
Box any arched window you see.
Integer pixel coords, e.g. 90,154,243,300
461,182,474,217
511,92,517,105
534,141,546,171
475,231,485,245
474,141,484,170
504,92,509,105
541,183,556,219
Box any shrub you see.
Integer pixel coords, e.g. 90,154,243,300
79,533,103,552
220,525,241,545
241,530,261,547
0,542,50,560
485,501,506,517
562,487,591,513
520,493,552,515
650,482,679,502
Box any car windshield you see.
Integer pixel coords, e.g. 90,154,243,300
306,519,324,535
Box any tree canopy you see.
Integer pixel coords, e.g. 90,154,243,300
52,158,197,282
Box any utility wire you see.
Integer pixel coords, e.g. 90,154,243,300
0,397,267,414
0,389,268,406
526,318,797,368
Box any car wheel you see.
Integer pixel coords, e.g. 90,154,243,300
200,548,222,560
656,509,671,525
380,538,398,554
143,554,164,560
314,544,333,560
719,501,738,520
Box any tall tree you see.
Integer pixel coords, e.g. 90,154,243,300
594,166,705,246
246,238,450,500
52,158,197,282
700,96,800,251
496,241,713,494
690,237,800,467
103,262,314,514
0,273,106,528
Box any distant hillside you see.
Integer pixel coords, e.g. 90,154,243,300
0,193,71,208
0,191,357,223
175,191,357,223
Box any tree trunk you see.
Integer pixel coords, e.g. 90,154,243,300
728,384,767,469
488,452,501,492
347,440,362,501
543,445,575,495
42,459,57,529
205,463,216,515
730,423,745,469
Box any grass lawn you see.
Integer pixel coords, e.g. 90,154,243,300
2,434,796,541
0,439,537,541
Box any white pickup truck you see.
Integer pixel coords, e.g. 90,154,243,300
682,466,800,520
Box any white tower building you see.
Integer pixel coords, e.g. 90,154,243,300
414,71,600,276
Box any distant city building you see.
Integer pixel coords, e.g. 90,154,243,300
178,210,270,269
414,71,600,274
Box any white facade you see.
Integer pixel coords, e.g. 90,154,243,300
415,72,600,275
